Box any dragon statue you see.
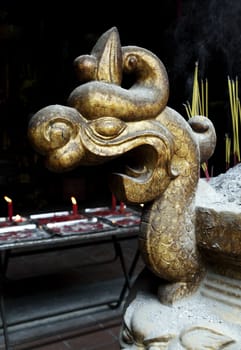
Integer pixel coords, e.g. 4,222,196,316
28,28,241,349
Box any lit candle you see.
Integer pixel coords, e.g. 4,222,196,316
14,214,24,223
111,193,117,211
71,196,78,216
4,196,13,221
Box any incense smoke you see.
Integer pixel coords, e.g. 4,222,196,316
166,0,241,105
162,0,241,175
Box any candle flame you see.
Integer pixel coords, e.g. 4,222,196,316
14,214,25,222
4,196,12,203
71,196,77,205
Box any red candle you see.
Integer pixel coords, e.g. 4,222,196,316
111,193,117,211
119,201,125,213
4,196,13,221
71,196,78,216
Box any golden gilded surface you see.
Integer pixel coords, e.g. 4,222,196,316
28,27,217,303
68,27,169,121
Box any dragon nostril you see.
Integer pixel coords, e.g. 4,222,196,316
91,117,126,137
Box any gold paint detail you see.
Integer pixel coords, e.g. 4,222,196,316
28,28,217,304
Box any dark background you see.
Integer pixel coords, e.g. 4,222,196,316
0,0,240,215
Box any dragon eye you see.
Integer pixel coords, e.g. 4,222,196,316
90,117,126,138
125,55,138,72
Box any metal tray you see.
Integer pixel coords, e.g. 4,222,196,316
30,211,69,219
84,206,141,227
84,206,141,216
0,216,29,227
30,211,86,226
0,223,49,243
44,217,114,236
100,214,141,227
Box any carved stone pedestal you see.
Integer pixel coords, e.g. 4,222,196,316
119,176,241,349
120,268,241,349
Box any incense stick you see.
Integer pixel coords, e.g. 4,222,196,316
184,62,210,179
227,76,240,165
225,134,231,170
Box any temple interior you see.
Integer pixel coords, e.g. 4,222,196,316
0,0,241,349
1,0,239,215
